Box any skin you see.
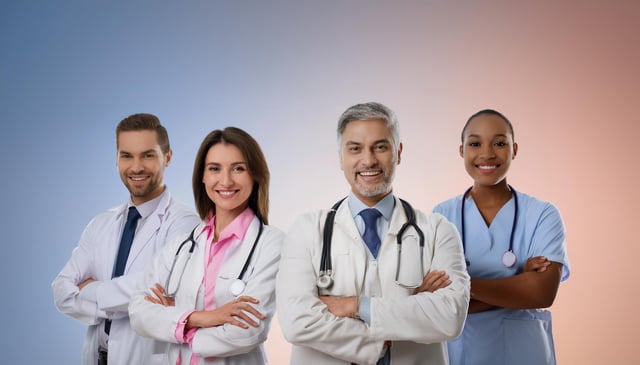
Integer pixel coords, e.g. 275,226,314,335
460,114,562,313
117,130,171,206
78,130,171,291
339,119,402,207
145,143,265,330
320,119,451,318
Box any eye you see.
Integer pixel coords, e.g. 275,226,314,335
144,153,156,159
232,165,247,173
375,144,389,152
348,145,360,153
207,166,220,172
467,142,480,147
494,141,508,147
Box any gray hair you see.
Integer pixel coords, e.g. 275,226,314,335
337,102,401,149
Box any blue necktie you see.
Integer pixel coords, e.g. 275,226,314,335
105,206,140,334
360,208,382,258
112,207,141,278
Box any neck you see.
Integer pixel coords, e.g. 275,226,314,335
470,181,512,206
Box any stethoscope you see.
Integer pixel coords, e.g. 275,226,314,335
461,185,518,268
164,220,264,298
317,197,425,290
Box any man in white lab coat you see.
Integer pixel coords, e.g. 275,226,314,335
276,102,470,365
52,113,199,365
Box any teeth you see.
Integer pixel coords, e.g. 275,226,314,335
478,165,496,170
131,177,146,181
359,171,379,176
218,191,235,196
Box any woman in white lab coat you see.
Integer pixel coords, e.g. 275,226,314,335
432,109,570,365
129,127,284,365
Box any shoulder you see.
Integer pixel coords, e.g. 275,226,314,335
516,191,563,220
432,195,463,216
85,203,126,226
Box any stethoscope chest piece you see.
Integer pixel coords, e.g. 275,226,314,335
502,250,517,268
229,279,246,297
316,271,333,289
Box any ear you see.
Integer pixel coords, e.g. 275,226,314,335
164,149,173,167
459,144,464,158
512,142,518,159
396,142,403,165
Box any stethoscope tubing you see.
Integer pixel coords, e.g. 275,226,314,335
460,185,518,267
164,220,264,298
318,197,425,290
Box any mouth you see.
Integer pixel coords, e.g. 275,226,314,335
216,189,239,198
357,170,382,177
129,176,149,183
475,164,499,171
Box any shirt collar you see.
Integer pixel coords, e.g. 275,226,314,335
202,207,255,242
128,187,167,219
347,191,395,220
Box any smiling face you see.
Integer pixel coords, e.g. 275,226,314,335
460,113,518,188
202,143,254,221
117,130,170,205
340,119,402,206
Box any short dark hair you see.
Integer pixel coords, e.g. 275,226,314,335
461,109,514,143
192,127,270,223
116,113,170,154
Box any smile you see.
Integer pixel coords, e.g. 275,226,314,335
477,165,498,170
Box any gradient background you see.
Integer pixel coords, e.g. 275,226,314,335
1,1,638,364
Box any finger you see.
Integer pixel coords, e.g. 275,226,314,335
154,283,166,294
145,295,161,304
228,315,249,329
237,295,260,304
234,301,265,320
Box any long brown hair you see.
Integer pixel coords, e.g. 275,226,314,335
192,127,270,224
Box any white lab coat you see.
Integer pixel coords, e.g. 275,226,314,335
52,192,199,365
129,217,284,365
276,197,470,365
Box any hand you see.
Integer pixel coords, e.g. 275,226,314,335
186,296,265,330
144,283,175,307
412,270,451,294
523,256,551,273
78,278,95,290
318,296,358,318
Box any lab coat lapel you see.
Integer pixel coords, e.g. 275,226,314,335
333,202,368,283
124,193,172,274
218,217,261,279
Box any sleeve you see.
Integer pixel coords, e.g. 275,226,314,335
189,227,284,357
95,208,200,317
128,234,191,343
276,213,386,365
51,217,108,325
369,213,470,344
527,203,570,281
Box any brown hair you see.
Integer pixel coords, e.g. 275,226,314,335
116,113,170,154
192,127,270,223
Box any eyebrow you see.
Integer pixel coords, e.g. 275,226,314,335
119,149,157,155
466,133,508,139
205,161,246,166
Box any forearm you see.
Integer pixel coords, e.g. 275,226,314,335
470,262,562,309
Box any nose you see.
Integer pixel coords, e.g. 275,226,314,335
362,148,378,166
130,156,144,173
219,169,233,186
480,144,496,159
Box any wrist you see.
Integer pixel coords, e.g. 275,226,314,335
352,296,361,319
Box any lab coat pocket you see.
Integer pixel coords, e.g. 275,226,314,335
503,316,555,365
395,233,425,288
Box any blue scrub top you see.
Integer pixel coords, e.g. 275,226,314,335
433,190,570,365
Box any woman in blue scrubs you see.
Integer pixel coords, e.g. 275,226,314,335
433,109,570,365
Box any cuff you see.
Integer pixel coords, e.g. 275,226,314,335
175,310,197,344
359,296,371,324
